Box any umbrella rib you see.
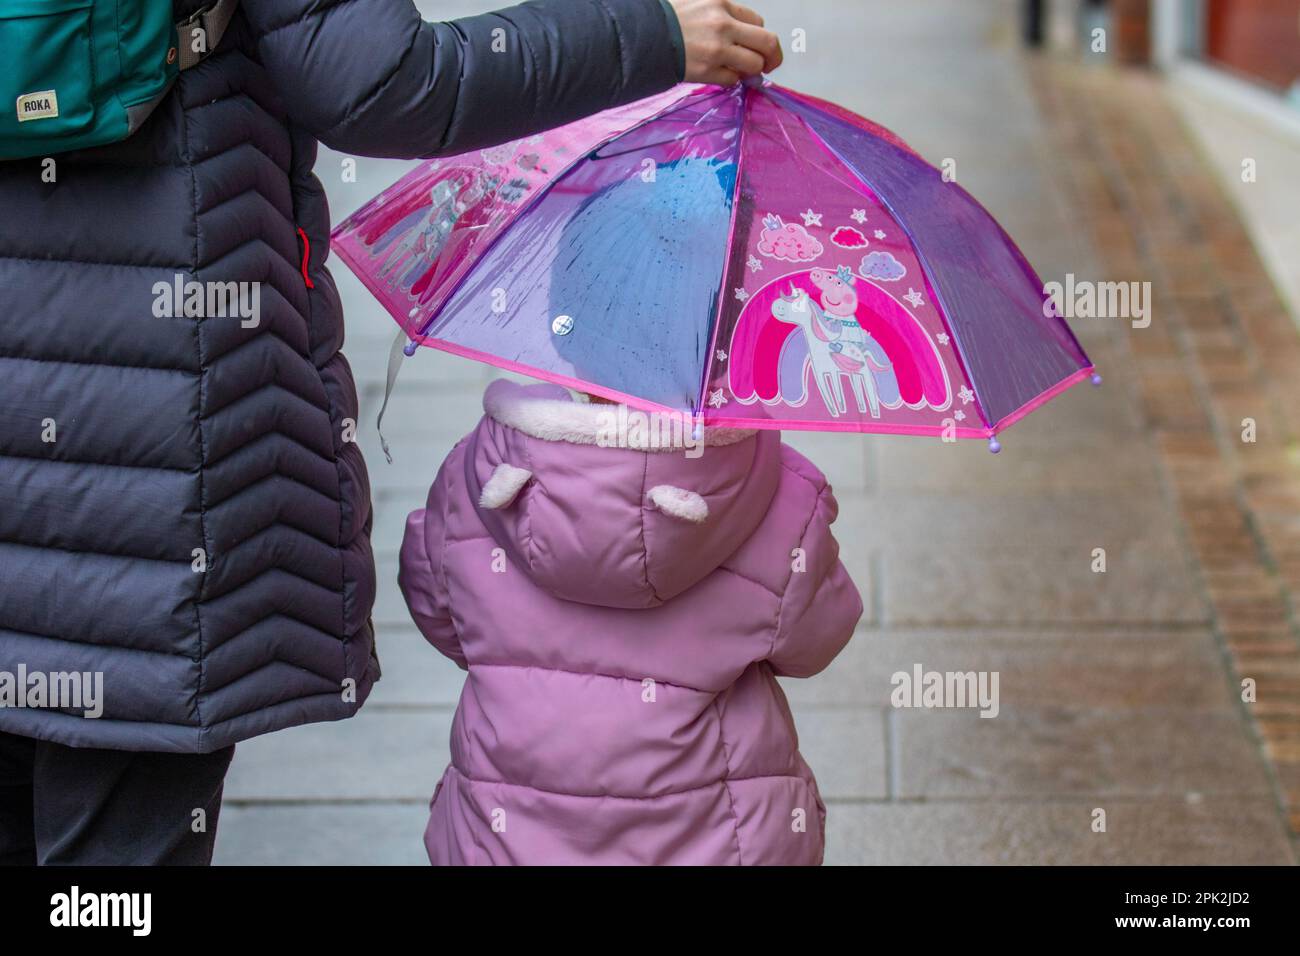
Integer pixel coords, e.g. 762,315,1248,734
766,88,996,432
696,84,752,420
589,121,739,161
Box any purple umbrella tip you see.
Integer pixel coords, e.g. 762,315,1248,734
403,341,419,357
1090,372,1103,387
988,437,1002,454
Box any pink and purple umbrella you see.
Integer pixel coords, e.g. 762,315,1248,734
333,79,1095,451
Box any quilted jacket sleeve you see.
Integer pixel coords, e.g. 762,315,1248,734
768,483,863,679
398,449,466,669
240,0,686,158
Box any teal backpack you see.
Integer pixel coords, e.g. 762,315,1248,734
0,0,237,160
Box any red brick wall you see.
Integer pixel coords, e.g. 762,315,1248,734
1114,0,1152,64
1205,0,1300,92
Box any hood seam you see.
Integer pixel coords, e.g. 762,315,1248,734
520,429,538,577
638,453,668,605
771,483,825,661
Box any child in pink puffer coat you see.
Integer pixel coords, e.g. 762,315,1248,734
399,379,862,865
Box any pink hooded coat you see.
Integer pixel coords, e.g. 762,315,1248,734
399,380,862,865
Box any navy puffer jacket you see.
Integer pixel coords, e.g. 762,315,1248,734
0,0,684,752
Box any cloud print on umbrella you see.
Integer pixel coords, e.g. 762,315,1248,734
830,226,869,249
860,251,907,281
757,214,823,262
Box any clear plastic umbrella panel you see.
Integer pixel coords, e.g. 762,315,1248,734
333,80,1095,449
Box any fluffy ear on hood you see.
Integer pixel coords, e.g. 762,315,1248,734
646,485,709,524
480,463,533,510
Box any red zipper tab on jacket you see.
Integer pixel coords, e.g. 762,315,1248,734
296,226,315,289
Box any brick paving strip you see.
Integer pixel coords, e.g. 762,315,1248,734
1033,58,1300,839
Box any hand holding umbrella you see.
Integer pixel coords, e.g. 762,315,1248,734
670,0,784,85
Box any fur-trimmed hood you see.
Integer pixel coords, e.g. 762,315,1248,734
462,379,781,608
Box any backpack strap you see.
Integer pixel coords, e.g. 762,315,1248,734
176,0,240,70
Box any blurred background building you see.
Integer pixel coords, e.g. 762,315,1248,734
1032,0,1300,319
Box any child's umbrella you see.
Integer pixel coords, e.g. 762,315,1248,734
333,80,1095,452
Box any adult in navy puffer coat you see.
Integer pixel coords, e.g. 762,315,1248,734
0,0,688,752
0,0,786,865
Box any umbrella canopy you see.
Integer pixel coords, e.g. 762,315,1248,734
333,80,1095,445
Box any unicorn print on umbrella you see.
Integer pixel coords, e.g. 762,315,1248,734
805,265,902,416
728,265,952,423
770,279,897,417
377,170,500,290
378,178,461,288
767,265,906,418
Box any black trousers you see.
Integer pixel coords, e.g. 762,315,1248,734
0,731,234,866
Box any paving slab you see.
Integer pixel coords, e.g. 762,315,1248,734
369,625,467,709
877,545,1209,626
224,711,449,803
871,429,1165,495
780,628,1238,712
790,708,888,801
896,708,1275,799
842,493,1187,552
823,798,1295,866
214,804,431,866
